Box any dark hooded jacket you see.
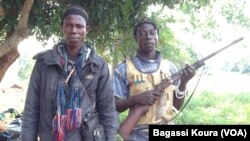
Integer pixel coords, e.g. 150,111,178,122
21,43,119,141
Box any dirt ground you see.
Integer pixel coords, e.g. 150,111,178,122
0,85,26,124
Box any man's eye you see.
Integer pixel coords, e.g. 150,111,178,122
150,31,156,35
65,25,71,28
76,25,84,28
139,32,146,36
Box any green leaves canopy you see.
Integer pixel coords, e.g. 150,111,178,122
0,0,210,66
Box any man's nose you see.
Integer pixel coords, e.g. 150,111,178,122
145,32,152,39
70,26,77,33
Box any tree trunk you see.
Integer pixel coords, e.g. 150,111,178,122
0,0,34,82
0,48,19,81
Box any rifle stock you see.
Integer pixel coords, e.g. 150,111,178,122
155,37,244,91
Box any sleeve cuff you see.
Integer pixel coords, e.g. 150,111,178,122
175,87,186,99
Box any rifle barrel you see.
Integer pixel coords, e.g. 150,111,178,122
200,37,244,63
192,37,244,70
155,37,244,91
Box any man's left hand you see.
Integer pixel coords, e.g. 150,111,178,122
180,64,196,85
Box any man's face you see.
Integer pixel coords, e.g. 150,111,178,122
136,23,158,53
62,15,87,48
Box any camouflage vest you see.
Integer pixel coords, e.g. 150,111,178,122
126,57,175,125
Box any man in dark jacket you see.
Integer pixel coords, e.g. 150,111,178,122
21,4,118,141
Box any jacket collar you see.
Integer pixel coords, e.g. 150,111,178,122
33,42,100,69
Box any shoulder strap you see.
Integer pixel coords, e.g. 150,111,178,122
71,74,97,126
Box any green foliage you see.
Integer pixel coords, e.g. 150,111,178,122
221,0,250,29
175,91,250,124
0,0,209,66
180,0,211,14
179,1,223,42
29,1,62,42
118,90,250,125
227,57,250,74
119,109,129,122
0,0,25,44
17,55,35,81
179,0,250,43
1,0,249,75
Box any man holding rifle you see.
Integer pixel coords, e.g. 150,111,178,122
112,17,196,141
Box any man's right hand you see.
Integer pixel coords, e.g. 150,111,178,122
135,90,162,105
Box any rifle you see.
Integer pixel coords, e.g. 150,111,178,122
155,37,244,91
118,37,244,140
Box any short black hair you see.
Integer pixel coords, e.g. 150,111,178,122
61,4,89,26
133,17,158,38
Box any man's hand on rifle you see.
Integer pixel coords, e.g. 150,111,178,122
179,64,196,90
134,90,163,105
